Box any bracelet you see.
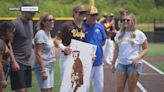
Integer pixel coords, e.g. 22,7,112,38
58,43,66,51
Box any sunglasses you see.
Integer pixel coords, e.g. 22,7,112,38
76,11,86,15
89,14,98,17
26,11,36,15
122,19,130,22
47,18,54,22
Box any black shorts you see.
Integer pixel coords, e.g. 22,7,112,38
10,62,32,90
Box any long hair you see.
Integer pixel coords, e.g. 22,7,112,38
36,12,53,30
118,13,136,44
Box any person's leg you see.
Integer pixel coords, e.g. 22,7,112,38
127,64,142,92
116,72,127,92
86,66,94,92
39,70,52,92
10,63,28,92
115,63,128,92
92,65,104,92
14,70,31,92
128,72,138,92
49,64,54,92
34,63,54,92
25,67,32,91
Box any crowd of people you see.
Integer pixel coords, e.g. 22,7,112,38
0,2,149,92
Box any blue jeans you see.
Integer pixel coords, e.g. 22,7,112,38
116,63,143,75
34,62,54,89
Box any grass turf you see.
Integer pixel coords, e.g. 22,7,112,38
148,43,164,56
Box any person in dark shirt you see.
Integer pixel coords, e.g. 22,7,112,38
54,5,87,80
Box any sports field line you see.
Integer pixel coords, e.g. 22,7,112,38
141,73,161,76
137,82,148,92
137,59,164,92
143,60,164,75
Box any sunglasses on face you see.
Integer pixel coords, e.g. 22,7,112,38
46,18,54,22
89,14,98,17
122,19,130,23
76,11,86,15
26,12,36,15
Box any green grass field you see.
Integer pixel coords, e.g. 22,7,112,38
148,43,164,72
153,62,164,72
148,43,164,56
6,43,164,91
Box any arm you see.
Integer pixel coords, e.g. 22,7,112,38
54,36,63,48
0,40,5,80
0,55,7,88
111,43,119,66
8,42,20,71
35,44,46,72
132,40,149,66
138,40,149,59
0,55,5,80
54,35,72,55
54,22,72,54
35,43,47,80
111,43,119,73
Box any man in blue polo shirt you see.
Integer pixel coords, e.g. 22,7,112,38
83,6,106,92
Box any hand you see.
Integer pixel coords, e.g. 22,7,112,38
132,58,140,68
1,79,7,88
64,47,72,55
92,55,96,62
111,64,116,73
111,61,116,73
11,61,20,71
41,70,48,80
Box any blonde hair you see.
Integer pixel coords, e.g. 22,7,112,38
36,12,53,30
118,13,136,44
